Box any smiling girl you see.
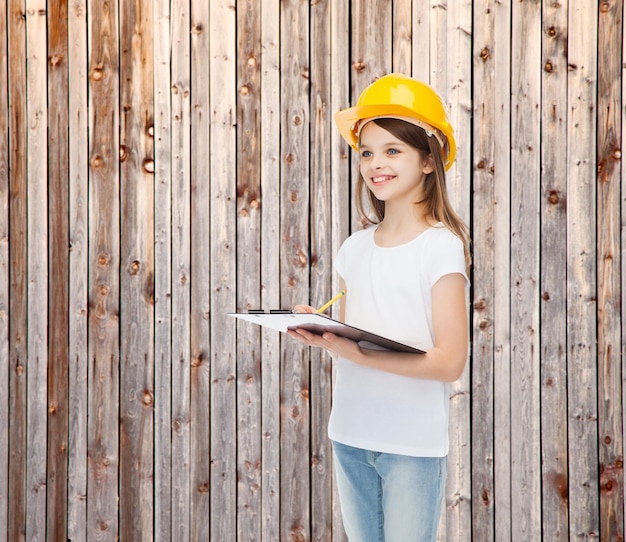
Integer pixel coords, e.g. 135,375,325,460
289,74,471,541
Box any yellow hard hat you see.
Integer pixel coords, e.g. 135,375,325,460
335,73,456,170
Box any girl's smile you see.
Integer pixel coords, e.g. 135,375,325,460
370,174,395,185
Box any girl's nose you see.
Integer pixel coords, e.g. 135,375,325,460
370,154,384,169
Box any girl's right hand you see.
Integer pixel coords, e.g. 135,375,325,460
292,304,316,314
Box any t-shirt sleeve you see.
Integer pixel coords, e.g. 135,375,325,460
427,231,468,287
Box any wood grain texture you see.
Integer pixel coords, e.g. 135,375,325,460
260,1,281,539
392,0,412,75
170,0,191,538
471,1,497,539
0,0,10,538
67,0,89,538
119,0,155,538
8,0,28,539
46,0,69,539
596,1,624,539
190,0,211,540
279,1,311,540
567,1,600,540
310,0,334,538
510,1,542,539
329,3,350,539
153,0,172,538
0,2,624,540
491,3,513,540
444,0,473,539
236,1,263,540
540,1,570,540
209,1,237,540
87,0,121,538
25,0,50,540
411,0,430,81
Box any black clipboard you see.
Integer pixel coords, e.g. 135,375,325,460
229,312,425,354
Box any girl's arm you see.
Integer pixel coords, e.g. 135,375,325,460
288,273,468,383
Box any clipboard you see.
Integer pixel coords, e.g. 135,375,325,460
229,312,425,354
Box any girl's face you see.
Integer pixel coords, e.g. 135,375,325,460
358,121,433,206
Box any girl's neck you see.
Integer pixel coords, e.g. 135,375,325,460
375,204,435,247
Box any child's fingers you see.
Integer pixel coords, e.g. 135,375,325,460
290,329,342,355
292,304,316,314
288,327,330,346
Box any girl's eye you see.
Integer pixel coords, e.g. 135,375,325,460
387,148,399,155
361,150,372,158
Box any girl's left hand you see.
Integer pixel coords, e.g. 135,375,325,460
287,327,361,359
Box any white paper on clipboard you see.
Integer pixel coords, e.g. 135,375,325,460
229,312,425,354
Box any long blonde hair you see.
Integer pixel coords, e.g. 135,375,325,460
356,118,471,272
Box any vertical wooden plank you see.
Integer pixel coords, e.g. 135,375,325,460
567,2,600,539
622,3,626,537
67,0,89,538
444,1,472,540
411,0,430,80
235,0,263,538
209,0,237,539
429,0,446,92
25,2,48,540
310,0,333,539
279,1,310,539
492,2,512,540
0,0,9,538
471,1,497,539
47,0,69,539
392,0,412,75
170,0,191,537
510,1,541,540
119,0,155,539
87,0,120,537
190,0,210,539
445,3,472,222
7,0,28,539
0,0,9,537
540,1,570,540
260,1,281,538
597,1,624,539
330,3,350,539
153,0,172,537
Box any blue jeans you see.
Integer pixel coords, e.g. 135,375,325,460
332,441,447,542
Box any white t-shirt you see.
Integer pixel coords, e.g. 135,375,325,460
328,224,468,457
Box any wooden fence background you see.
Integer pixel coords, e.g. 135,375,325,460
0,0,624,540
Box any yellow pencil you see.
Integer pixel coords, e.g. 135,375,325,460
315,290,346,314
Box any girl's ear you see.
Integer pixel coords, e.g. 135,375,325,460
422,154,435,174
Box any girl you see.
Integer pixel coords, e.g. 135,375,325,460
289,73,470,541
